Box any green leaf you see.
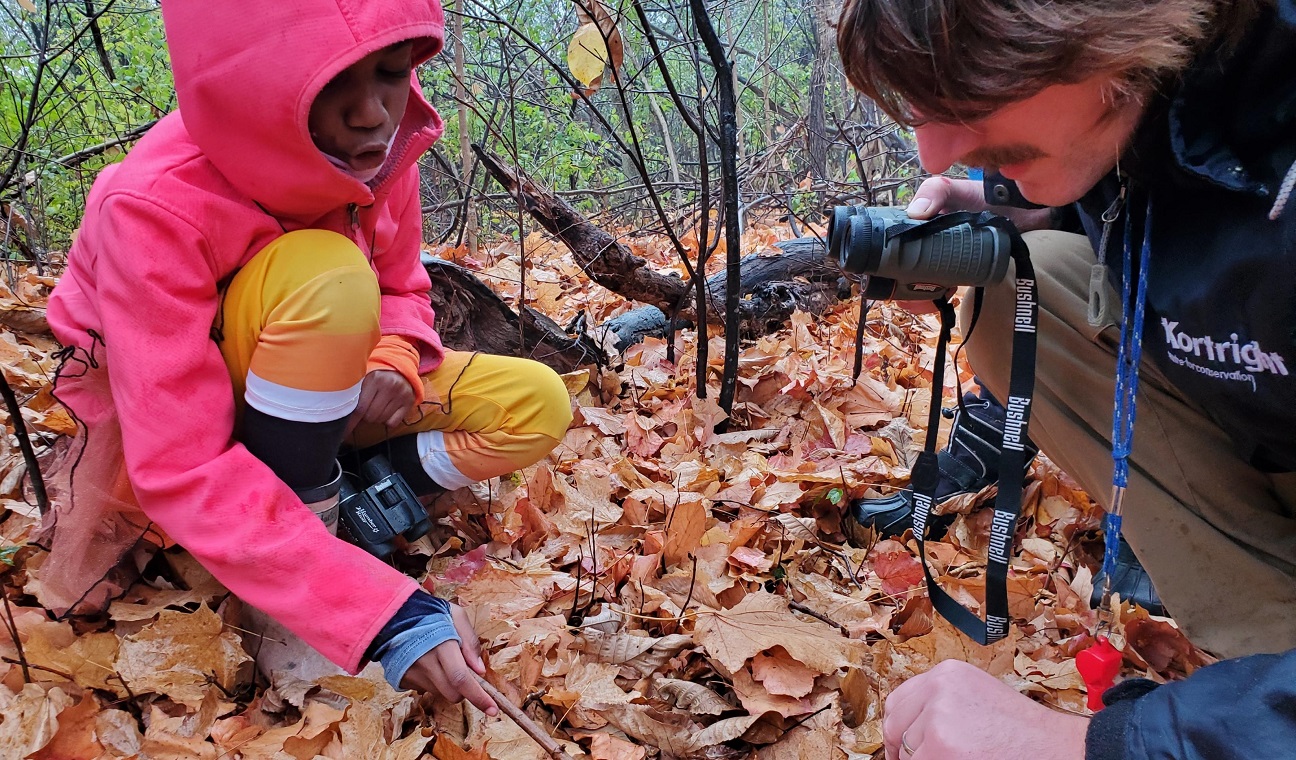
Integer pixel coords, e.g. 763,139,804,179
827,487,844,505
0,545,20,566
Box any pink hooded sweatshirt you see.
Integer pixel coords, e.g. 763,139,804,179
44,0,447,671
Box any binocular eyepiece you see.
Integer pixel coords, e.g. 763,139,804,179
826,205,1012,300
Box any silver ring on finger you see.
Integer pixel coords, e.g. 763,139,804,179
901,730,917,757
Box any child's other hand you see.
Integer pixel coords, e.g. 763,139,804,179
350,370,415,431
400,603,499,716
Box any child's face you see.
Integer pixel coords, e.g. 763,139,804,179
309,41,415,179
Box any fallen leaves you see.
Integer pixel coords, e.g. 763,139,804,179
695,591,857,675
0,227,1211,759
115,604,251,708
0,683,73,758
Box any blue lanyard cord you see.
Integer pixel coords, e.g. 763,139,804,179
1100,194,1153,595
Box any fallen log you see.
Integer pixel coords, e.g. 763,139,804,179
472,144,692,315
472,145,845,338
422,254,606,372
431,149,856,365
426,236,846,365
603,237,843,348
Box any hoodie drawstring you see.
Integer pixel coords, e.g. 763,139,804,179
1268,158,1296,220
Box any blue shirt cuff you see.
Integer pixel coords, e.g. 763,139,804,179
368,590,460,690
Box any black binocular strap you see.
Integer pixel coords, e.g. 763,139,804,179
907,221,1039,645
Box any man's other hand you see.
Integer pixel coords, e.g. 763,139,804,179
884,660,1088,760
400,603,499,716
905,176,1056,231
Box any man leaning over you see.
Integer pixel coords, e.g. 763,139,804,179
835,0,1296,757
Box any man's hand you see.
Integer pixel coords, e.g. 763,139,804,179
884,660,1088,760
893,176,1054,315
401,603,499,716
349,369,415,433
905,176,1055,231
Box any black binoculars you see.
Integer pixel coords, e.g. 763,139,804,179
826,205,1012,300
339,455,432,558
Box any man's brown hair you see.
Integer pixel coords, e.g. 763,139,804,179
837,0,1267,124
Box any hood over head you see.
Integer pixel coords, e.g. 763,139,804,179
162,0,445,220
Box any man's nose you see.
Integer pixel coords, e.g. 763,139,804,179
347,92,388,131
914,123,979,174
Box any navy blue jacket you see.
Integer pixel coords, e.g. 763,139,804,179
998,3,1296,757
1072,1,1296,475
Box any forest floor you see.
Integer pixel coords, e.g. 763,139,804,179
0,219,1209,758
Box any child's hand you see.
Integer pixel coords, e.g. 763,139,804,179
400,603,499,716
350,369,415,431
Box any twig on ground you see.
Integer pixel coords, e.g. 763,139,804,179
788,600,849,637
1,595,31,683
475,675,577,760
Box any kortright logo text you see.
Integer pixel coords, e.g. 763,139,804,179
1161,318,1288,389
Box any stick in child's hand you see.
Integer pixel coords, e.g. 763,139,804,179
474,674,578,760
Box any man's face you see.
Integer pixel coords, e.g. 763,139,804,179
309,42,415,177
912,74,1146,206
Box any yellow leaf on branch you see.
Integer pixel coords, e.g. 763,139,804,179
567,23,608,88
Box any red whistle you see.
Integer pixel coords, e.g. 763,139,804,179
1076,635,1122,711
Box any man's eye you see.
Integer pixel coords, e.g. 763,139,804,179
380,67,412,79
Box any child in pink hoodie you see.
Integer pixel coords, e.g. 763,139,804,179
40,0,571,711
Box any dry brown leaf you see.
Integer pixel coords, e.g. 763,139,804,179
728,545,774,574
838,667,879,729
23,620,121,694
433,730,490,760
768,513,818,543
564,659,629,702
108,586,208,622
730,668,829,718
0,683,74,758
752,648,817,698
482,715,579,760
583,731,646,760
869,540,925,597
458,564,561,621
94,709,143,757
624,413,665,458
694,591,855,675
691,712,766,750
226,701,346,760
139,698,220,760
1124,617,1207,674
115,604,251,708
664,497,706,568
161,551,229,601
651,677,732,715
29,692,103,760
578,405,626,436
755,704,841,759
893,615,1020,678
570,631,693,676
600,703,697,756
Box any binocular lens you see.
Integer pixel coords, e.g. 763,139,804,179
825,204,1011,300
